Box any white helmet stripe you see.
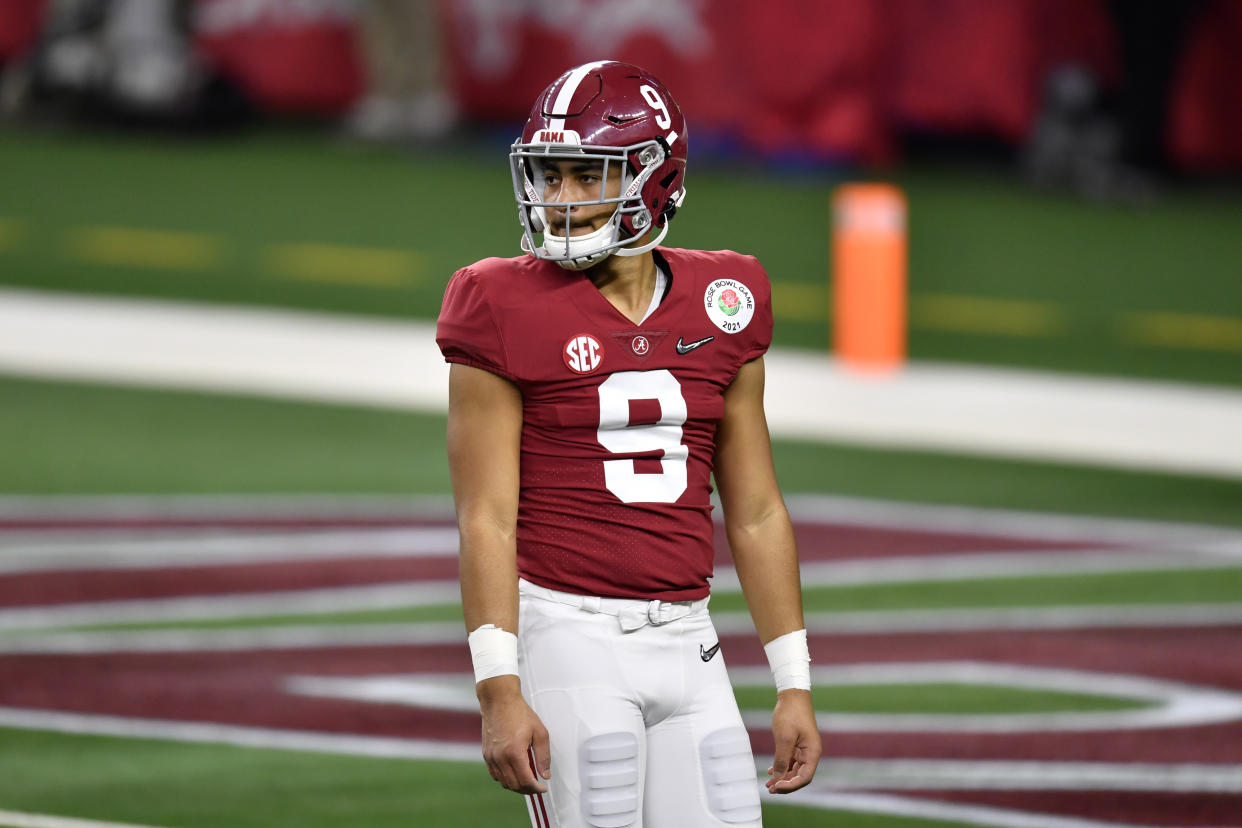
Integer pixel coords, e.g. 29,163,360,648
547,59,612,132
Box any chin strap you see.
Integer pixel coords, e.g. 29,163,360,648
522,220,670,270
613,222,669,258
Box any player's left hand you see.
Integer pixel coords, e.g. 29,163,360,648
766,688,821,794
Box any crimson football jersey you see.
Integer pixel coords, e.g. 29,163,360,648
437,247,773,601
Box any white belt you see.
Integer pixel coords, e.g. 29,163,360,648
519,578,709,632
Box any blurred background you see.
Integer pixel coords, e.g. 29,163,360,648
2,0,1240,505
2,2,1242,827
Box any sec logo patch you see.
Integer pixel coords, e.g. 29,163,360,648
564,333,604,374
704,278,755,334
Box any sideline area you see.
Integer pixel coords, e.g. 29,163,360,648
2,287,1241,480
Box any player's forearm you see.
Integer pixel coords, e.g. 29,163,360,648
458,518,520,634
726,507,806,645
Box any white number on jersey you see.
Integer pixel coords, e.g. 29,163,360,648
596,370,688,503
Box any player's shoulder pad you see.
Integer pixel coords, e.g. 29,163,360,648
664,249,772,319
659,247,770,289
449,255,527,288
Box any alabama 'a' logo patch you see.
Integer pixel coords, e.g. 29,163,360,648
704,278,756,334
563,333,604,374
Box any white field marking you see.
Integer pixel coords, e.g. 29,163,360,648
0,706,480,762
3,492,1240,549
5,534,1224,584
711,549,1237,593
7,604,1242,654
286,673,480,713
0,527,460,574
5,288,1242,479
762,348,1242,481
765,790,1229,828
0,623,466,654
731,662,1242,733
0,581,460,632
0,623,468,653
714,602,1242,636
7,492,1240,554
282,661,1242,735
775,758,1242,793
781,493,1242,548
0,288,450,411
0,493,453,520
0,810,168,828
2,711,1239,822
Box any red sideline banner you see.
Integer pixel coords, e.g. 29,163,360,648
440,0,896,164
0,0,45,60
441,0,1242,170
2,0,1240,169
192,0,362,115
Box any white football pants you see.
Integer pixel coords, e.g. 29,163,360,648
517,578,763,828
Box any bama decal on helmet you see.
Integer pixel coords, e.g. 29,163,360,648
703,279,755,334
534,129,582,145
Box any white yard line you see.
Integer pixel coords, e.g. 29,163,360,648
1,704,1239,793
284,662,1242,736
781,494,1242,547
3,288,1242,478
3,493,1240,547
0,493,453,519
791,603,1242,634
801,759,1242,792
4,560,1237,633
731,663,1242,733
0,707,480,762
768,790,1233,828
0,623,467,654
0,527,460,573
0,288,447,411
0,810,168,828
0,581,461,632
5,603,1242,649
714,550,1237,593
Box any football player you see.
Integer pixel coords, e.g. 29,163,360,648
437,60,820,827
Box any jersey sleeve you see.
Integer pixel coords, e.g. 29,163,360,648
436,266,515,380
740,256,774,365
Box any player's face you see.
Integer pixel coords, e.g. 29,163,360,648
537,159,622,236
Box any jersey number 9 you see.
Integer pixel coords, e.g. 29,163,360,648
596,370,688,503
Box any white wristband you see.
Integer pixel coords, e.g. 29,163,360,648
467,624,519,684
764,629,811,692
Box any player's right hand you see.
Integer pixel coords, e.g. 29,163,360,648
477,675,552,794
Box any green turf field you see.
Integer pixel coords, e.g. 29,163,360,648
0,730,965,828
722,568,1242,613
1,128,1240,385
5,374,1242,526
3,125,1241,828
730,683,1148,715
32,567,1241,635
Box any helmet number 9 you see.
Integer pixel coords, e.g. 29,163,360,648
640,85,672,130
597,370,688,503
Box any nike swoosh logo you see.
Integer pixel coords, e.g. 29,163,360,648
676,336,714,355
700,642,721,662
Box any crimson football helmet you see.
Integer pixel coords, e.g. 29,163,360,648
510,60,688,270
